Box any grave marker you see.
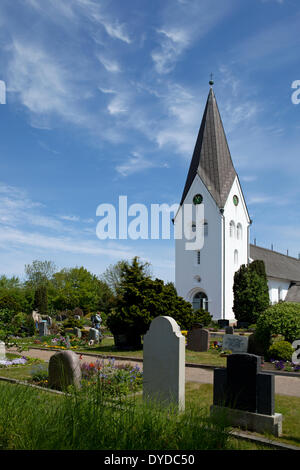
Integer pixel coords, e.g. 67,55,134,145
222,334,248,353
143,316,185,411
187,326,210,352
211,353,282,436
48,350,82,391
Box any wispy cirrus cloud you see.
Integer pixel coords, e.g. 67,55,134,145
151,0,236,74
116,152,168,177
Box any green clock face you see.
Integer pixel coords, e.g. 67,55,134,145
193,194,203,205
233,195,239,206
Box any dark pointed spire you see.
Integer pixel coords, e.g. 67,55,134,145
180,87,236,208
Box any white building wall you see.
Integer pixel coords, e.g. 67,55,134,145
175,175,223,320
268,278,290,304
223,177,250,320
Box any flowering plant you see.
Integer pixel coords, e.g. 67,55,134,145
270,359,300,372
0,356,27,368
80,358,143,396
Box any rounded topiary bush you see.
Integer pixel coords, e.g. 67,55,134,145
256,302,300,351
267,340,294,362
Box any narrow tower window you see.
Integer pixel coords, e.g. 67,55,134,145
196,251,201,265
229,221,235,238
237,223,242,240
234,250,239,267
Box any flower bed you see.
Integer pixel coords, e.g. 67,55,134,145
80,358,143,396
270,359,300,372
0,356,28,367
28,357,143,396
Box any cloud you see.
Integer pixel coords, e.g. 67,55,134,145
59,215,81,222
97,54,121,73
116,152,168,177
151,0,236,74
107,95,128,115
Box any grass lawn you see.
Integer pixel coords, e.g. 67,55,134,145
187,383,300,449
17,336,227,367
0,356,299,450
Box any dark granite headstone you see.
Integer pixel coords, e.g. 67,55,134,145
213,353,275,416
227,354,260,412
187,327,210,352
225,326,234,335
218,320,229,329
237,321,249,329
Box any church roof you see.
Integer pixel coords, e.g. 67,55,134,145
180,87,237,208
285,283,300,302
250,244,300,282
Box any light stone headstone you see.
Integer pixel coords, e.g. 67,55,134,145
222,334,248,353
89,328,100,343
143,316,185,411
74,327,82,339
0,341,6,361
48,350,82,390
187,327,210,352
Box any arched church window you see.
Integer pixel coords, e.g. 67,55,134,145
234,250,239,267
237,223,242,240
229,221,235,238
192,292,208,311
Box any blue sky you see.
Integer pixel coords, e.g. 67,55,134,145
0,0,300,282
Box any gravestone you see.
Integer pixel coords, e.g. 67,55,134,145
222,334,248,353
89,328,100,343
38,320,49,336
48,350,82,390
65,335,71,348
74,327,82,339
45,316,52,327
143,316,185,411
218,319,229,329
74,315,81,321
237,321,249,330
187,326,210,352
211,353,282,436
225,326,234,335
0,341,5,361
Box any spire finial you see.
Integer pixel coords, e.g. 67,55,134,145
209,73,214,87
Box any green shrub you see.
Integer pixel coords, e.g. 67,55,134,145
256,302,300,351
233,261,269,324
267,341,294,362
191,309,213,327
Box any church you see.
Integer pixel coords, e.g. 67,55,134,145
174,81,300,321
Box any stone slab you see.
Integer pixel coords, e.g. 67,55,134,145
210,405,283,437
222,334,249,353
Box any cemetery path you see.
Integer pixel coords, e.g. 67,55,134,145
12,348,300,398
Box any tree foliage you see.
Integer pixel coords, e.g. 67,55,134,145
256,302,300,349
106,257,196,339
25,260,56,287
233,260,270,324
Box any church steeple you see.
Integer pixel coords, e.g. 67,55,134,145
180,86,236,208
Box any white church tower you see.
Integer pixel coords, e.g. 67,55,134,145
175,81,251,321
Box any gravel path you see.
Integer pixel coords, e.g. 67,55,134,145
12,348,300,397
